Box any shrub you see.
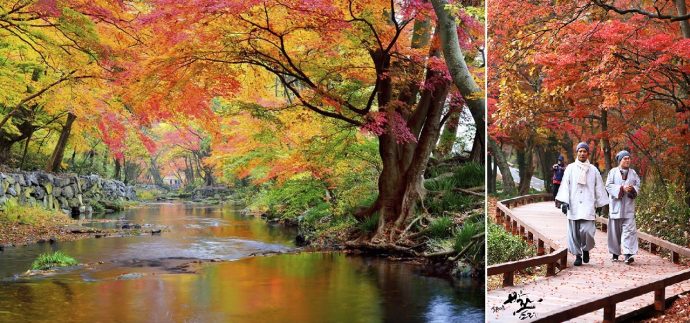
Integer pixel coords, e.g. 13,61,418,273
487,219,535,265
90,201,106,213
302,202,332,227
136,190,158,201
636,182,690,247
357,212,379,234
426,192,475,214
454,218,485,266
30,251,78,270
427,216,454,238
424,176,459,192
250,174,328,221
453,162,484,189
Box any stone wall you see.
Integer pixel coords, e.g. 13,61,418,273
0,171,136,215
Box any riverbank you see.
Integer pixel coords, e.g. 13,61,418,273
0,206,168,249
0,214,82,248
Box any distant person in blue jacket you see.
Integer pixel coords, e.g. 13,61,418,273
552,155,566,208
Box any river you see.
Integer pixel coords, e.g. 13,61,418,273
0,202,484,322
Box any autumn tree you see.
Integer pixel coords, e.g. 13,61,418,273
0,0,141,171
490,0,690,205
119,0,485,242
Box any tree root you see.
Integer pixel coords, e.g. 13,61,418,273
453,187,484,197
344,240,420,257
422,232,484,261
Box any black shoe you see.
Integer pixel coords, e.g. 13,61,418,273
625,254,634,264
612,254,619,262
574,255,582,266
583,250,590,263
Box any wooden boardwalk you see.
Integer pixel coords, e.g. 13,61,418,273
487,201,690,322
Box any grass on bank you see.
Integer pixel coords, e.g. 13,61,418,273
1,199,66,225
30,251,78,270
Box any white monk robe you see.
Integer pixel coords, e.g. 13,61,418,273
555,160,609,256
605,167,641,256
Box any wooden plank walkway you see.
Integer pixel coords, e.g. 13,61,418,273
487,201,690,322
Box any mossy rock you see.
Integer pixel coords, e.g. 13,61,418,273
43,183,53,195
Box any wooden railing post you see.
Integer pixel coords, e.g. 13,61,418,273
503,271,514,287
546,262,555,276
603,304,616,323
655,288,666,311
537,239,545,256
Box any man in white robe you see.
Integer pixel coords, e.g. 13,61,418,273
605,150,641,264
555,142,609,266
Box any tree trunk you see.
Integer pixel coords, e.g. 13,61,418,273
488,137,516,195
20,131,33,169
398,17,432,106
360,28,450,242
469,127,483,163
435,109,461,159
123,156,129,184
0,139,12,165
675,0,690,38
601,109,613,173
561,135,575,162
149,156,165,187
431,0,485,165
69,148,77,170
487,154,497,193
46,112,76,172
186,155,195,184
536,144,557,193
114,158,122,181
517,140,535,195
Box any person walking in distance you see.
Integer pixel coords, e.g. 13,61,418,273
555,142,609,266
552,155,566,208
605,150,641,264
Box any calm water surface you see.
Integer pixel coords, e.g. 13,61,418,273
0,203,484,322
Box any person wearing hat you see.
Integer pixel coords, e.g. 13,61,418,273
552,155,566,208
555,142,609,266
605,150,641,264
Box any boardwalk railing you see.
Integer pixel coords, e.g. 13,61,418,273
490,194,566,287
487,248,567,287
596,217,690,264
494,193,690,322
530,268,690,323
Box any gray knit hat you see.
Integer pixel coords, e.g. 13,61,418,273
576,142,589,152
616,150,630,163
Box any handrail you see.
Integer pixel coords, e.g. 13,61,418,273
490,194,565,287
493,193,690,322
530,268,690,323
595,216,690,264
487,248,567,287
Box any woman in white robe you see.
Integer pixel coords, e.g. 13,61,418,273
605,150,641,264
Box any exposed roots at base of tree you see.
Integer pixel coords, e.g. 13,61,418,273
344,232,484,263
